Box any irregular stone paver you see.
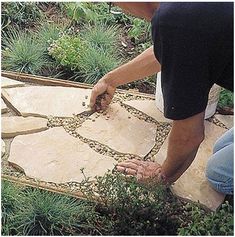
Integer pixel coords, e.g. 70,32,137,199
154,121,226,210
8,127,116,183
123,100,172,123
1,76,25,88
4,86,91,117
76,103,157,157
215,114,234,129
2,139,5,157
2,116,48,138
1,98,8,113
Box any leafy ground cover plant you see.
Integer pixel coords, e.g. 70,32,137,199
218,88,234,108
178,202,234,236
80,170,184,235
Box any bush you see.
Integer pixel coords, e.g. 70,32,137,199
178,202,234,236
2,29,47,74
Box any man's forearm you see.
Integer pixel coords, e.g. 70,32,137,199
104,46,161,87
160,112,205,183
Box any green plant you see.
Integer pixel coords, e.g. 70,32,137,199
178,201,234,236
11,188,101,235
48,34,84,70
2,29,47,74
128,18,151,44
1,2,43,32
78,46,121,84
62,2,130,26
36,23,64,51
218,88,234,108
1,181,23,235
80,170,183,235
81,23,120,54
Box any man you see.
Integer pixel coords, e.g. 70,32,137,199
89,3,233,194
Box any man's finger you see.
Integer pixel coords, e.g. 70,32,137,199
116,166,137,175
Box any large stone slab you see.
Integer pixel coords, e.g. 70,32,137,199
1,76,25,88
123,100,172,123
2,116,48,138
2,139,5,157
8,127,116,183
76,103,157,157
215,114,234,129
4,86,91,117
1,98,8,114
154,121,226,210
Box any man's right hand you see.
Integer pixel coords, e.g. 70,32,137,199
89,77,116,111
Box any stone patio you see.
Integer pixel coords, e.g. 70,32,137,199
1,76,25,88
1,76,233,210
1,98,8,114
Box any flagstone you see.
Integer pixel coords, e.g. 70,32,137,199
4,86,91,117
1,98,8,114
8,127,117,183
154,121,226,210
123,100,172,123
2,116,48,138
2,139,5,157
215,114,234,129
76,103,157,157
1,76,25,88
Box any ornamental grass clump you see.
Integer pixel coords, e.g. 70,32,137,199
81,23,120,54
2,29,47,74
11,188,101,236
1,181,23,236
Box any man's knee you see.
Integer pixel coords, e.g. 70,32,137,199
206,155,233,195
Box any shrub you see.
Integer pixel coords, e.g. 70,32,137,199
11,188,102,235
2,29,47,74
178,201,234,236
80,170,183,235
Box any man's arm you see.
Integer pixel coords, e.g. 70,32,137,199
161,111,205,183
106,46,160,87
90,46,160,110
116,111,205,184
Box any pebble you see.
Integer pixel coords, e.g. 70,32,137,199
82,102,86,106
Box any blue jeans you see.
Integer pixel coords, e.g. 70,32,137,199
206,127,234,195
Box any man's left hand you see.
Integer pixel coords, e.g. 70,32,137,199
116,159,162,183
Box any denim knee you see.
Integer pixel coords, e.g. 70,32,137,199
206,144,234,195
